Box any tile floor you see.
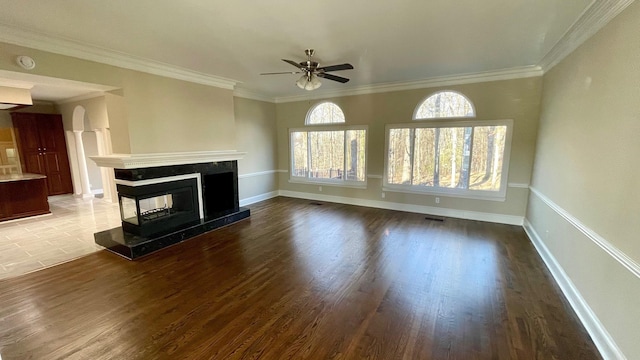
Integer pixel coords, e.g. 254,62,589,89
0,195,121,280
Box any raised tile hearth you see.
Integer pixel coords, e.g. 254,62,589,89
93,159,249,259
94,208,249,259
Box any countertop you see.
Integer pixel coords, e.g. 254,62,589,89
0,173,47,183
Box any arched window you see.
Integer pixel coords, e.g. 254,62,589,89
414,91,475,119
306,102,346,125
290,102,367,185
385,91,511,200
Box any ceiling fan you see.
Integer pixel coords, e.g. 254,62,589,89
260,49,354,90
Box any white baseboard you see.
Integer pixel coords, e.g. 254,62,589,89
278,190,523,225
239,191,279,207
523,219,625,360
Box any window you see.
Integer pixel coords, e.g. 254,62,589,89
306,102,345,125
290,102,367,186
414,91,475,119
384,92,511,200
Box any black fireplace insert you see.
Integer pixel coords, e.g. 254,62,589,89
117,178,200,237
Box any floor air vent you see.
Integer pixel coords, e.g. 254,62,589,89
424,215,445,222
309,202,323,206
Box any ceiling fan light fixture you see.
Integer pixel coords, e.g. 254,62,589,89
296,73,322,91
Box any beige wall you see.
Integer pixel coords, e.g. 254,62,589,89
527,1,640,358
0,41,237,154
121,72,236,154
276,77,542,219
234,97,278,201
57,96,110,131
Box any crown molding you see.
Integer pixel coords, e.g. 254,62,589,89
539,0,635,72
233,88,276,103
274,66,543,103
1,0,632,101
56,91,106,105
0,23,239,90
90,150,246,169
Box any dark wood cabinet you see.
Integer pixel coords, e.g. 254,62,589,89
11,113,74,196
0,176,50,222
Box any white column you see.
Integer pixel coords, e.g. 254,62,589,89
65,131,83,195
73,130,94,199
94,128,112,202
102,128,118,203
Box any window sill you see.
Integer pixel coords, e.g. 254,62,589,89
289,178,367,189
382,186,506,202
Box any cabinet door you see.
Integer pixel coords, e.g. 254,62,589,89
11,113,43,174
0,184,8,219
11,113,74,195
38,115,73,195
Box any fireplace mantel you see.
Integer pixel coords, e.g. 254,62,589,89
90,150,246,169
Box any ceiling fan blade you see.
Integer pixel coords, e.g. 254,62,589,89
260,71,302,75
282,59,305,69
317,63,354,72
317,73,350,83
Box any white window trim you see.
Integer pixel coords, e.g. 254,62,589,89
305,101,346,125
413,90,476,120
383,119,513,201
289,125,368,188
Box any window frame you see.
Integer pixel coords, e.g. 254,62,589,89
289,124,368,188
305,101,346,125
383,119,513,201
413,90,476,120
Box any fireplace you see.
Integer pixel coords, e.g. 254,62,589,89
93,157,250,259
117,177,200,237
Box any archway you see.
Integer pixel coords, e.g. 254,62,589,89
69,104,117,202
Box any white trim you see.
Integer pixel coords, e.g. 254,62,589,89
278,190,523,225
539,0,634,72
529,187,640,279
523,219,625,360
90,150,246,169
238,170,279,179
413,90,476,120
382,186,506,202
507,183,529,188
239,191,279,207
275,66,543,103
115,173,204,219
233,88,275,103
383,119,514,202
305,102,346,125
276,169,288,174
289,125,368,187
367,174,383,179
91,189,104,195
0,24,238,90
288,178,367,189
56,91,106,105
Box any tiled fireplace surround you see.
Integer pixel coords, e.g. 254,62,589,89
92,152,249,259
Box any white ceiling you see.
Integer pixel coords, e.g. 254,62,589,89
0,0,596,100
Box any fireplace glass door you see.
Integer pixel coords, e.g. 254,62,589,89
117,178,200,236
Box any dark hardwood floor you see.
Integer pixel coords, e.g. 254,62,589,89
0,197,600,359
